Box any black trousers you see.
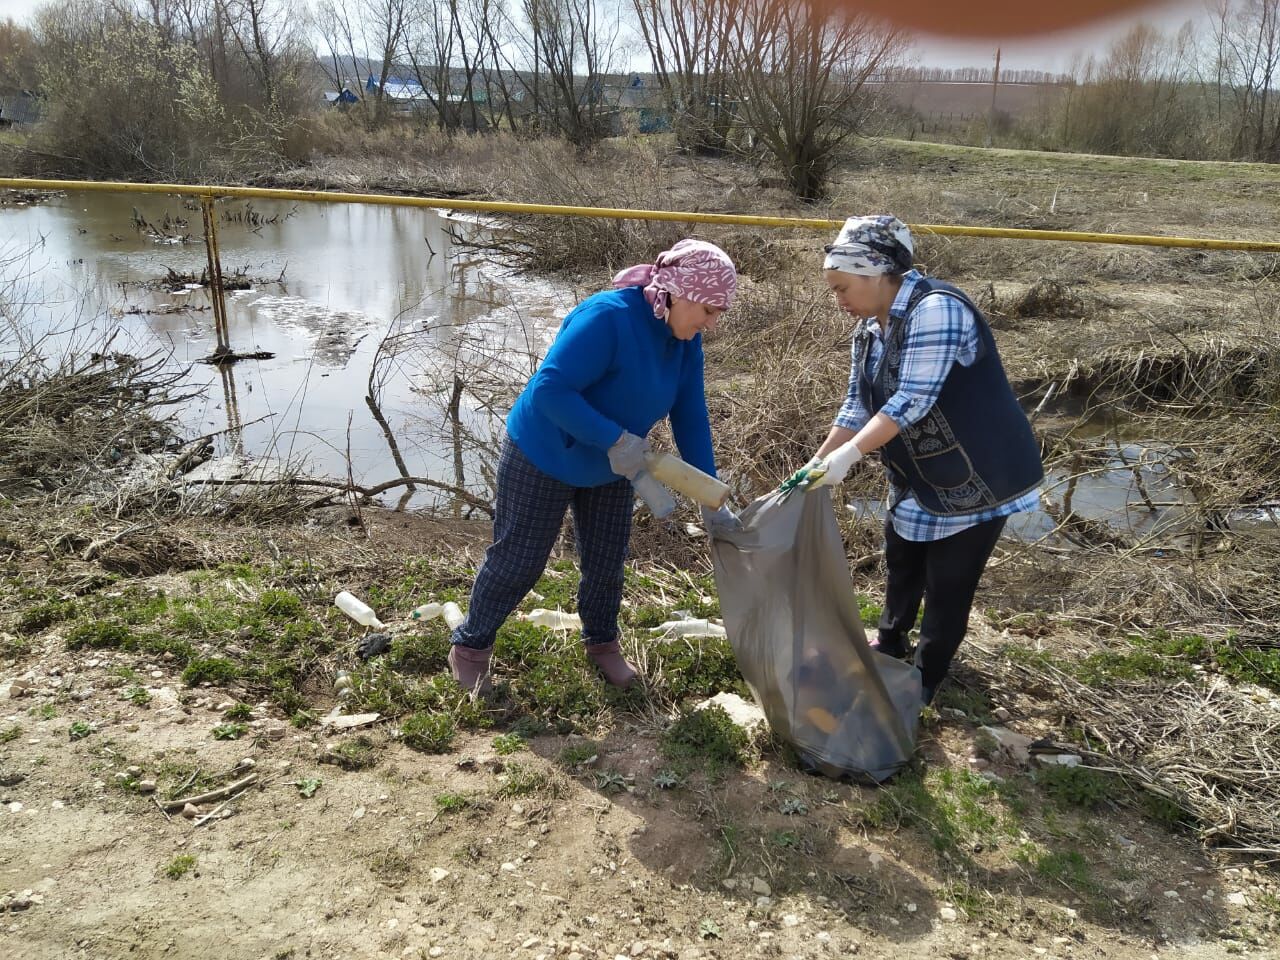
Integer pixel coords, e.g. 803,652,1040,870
876,515,1007,693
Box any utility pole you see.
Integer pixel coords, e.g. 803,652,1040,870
986,47,1002,147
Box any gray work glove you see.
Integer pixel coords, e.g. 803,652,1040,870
701,503,742,539
607,431,650,480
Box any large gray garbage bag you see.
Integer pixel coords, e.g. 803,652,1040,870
710,489,920,783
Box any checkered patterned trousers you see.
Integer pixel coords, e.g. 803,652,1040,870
452,439,635,649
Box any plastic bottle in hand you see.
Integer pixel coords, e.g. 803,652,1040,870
442,601,466,630
631,470,676,519
335,591,384,629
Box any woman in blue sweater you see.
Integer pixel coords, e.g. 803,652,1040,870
449,240,740,697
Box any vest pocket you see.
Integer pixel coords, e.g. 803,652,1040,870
910,443,976,490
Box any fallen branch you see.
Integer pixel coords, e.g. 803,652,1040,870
161,773,259,812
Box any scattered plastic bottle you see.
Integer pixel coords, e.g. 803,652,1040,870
410,602,444,621
335,591,384,629
442,601,466,630
334,670,353,696
649,618,727,638
524,608,583,630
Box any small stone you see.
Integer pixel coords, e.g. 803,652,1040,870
1227,893,1248,906
150,670,164,679
428,949,444,958
782,914,801,927
511,803,525,814
181,803,200,819
1064,908,1078,920
751,878,771,896
125,765,142,777
630,941,647,956
7,802,22,813
137,780,157,794
722,878,737,890
905,903,918,913
1164,890,1180,900
939,907,958,922
754,897,773,909
429,868,451,884
500,862,518,873
868,852,884,868
51,800,65,810
968,758,991,771
992,707,1012,722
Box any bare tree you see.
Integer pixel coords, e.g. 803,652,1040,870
725,0,905,199
500,0,621,146
1211,0,1280,160
630,0,735,152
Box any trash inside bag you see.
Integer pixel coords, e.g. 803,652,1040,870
710,488,920,783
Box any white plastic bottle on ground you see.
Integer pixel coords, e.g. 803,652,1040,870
410,602,444,621
525,608,583,630
442,601,466,630
650,618,727,638
335,591,384,629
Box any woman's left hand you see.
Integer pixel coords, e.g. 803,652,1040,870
810,439,864,489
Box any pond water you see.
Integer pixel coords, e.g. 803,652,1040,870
1,190,574,509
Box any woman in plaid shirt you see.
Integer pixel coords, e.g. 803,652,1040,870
799,216,1043,705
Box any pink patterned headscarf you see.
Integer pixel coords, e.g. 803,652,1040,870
611,239,737,321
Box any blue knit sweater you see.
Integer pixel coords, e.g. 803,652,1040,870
506,286,717,487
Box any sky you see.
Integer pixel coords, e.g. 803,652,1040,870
0,0,1214,74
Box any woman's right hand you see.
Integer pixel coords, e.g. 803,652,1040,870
607,431,651,480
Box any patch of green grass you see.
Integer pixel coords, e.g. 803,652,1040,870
348,663,490,730
65,621,135,651
388,631,448,674
855,765,1025,854
182,658,240,687
164,854,197,879
1075,649,1194,685
328,735,378,770
495,622,624,732
557,740,602,768
401,712,456,754
660,705,752,777
256,589,304,620
1139,790,1194,829
857,594,883,628
495,761,558,799
33,703,56,720
1035,764,1114,811
934,684,995,723
1216,641,1280,693
68,720,93,741
1025,848,1095,892
223,703,253,721
648,636,749,702
124,686,151,707
434,791,476,814
0,725,21,744
211,722,248,741
492,733,526,755
17,598,78,634
290,709,318,729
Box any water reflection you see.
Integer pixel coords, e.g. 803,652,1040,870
2,191,569,509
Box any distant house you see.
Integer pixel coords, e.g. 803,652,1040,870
323,88,360,107
0,91,41,127
365,75,432,112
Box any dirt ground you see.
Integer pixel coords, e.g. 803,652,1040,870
4,136,1280,959
2,508,1277,960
